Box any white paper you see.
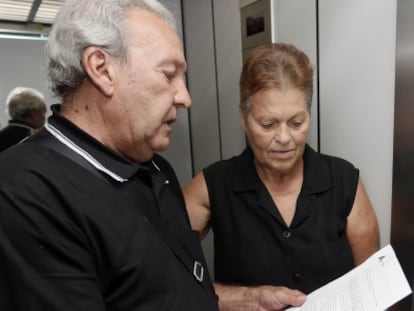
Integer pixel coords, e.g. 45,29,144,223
287,245,412,311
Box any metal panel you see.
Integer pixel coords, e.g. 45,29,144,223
390,0,414,309
182,0,246,276
157,0,193,186
213,0,245,160
182,0,221,175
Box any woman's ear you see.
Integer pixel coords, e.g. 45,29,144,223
82,46,115,97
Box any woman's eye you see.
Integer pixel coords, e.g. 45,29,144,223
261,123,273,129
290,121,303,128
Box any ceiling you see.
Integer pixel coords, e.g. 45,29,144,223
0,0,65,26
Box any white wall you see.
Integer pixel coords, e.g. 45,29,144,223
318,0,396,246
0,37,53,127
272,0,319,150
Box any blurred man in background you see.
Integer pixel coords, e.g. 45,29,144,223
0,86,47,151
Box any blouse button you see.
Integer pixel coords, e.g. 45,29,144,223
282,231,291,238
292,273,301,282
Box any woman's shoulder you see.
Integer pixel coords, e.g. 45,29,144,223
304,145,359,188
320,152,357,171
306,145,356,171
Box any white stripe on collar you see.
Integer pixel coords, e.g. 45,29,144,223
8,123,33,130
45,122,128,182
151,159,169,184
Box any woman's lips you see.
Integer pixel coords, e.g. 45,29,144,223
270,149,294,159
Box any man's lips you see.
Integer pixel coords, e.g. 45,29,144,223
166,118,176,125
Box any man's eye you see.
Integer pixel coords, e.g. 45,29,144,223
164,72,175,81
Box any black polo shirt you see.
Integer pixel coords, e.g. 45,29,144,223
204,145,358,294
0,105,218,311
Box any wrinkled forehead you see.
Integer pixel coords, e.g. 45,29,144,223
123,7,177,42
123,8,186,67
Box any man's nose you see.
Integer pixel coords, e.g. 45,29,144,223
174,79,191,108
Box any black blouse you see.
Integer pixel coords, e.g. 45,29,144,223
204,145,358,294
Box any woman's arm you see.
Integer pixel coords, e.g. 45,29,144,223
183,172,212,239
346,178,380,265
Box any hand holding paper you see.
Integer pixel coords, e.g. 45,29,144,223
287,245,412,311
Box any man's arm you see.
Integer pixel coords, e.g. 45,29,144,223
0,177,106,310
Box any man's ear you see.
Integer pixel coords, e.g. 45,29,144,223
82,46,115,97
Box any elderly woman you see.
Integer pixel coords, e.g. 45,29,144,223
183,43,379,310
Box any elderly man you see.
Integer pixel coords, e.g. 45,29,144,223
0,1,218,310
0,86,47,151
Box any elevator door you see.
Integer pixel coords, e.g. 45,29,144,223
390,0,414,310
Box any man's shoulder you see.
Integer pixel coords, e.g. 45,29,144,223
0,124,31,144
0,141,50,176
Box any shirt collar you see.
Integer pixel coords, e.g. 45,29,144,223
232,144,332,194
231,147,263,191
46,104,144,182
8,119,34,130
302,144,332,193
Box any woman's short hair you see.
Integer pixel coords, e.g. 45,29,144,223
46,0,175,100
6,87,46,119
239,43,314,117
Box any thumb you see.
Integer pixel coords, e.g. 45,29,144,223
286,289,307,307
275,287,306,307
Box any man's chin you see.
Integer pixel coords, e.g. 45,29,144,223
152,140,170,152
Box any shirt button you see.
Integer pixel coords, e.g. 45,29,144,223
292,273,301,282
283,231,291,238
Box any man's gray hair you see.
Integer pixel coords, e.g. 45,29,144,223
46,0,176,100
6,87,46,119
